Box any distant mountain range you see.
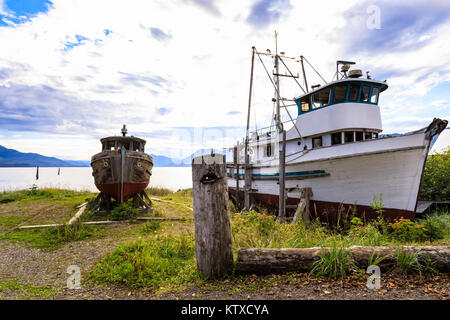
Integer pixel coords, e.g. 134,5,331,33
0,145,225,167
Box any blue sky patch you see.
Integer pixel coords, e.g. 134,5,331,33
63,34,90,51
0,0,52,26
150,27,172,41
246,0,291,28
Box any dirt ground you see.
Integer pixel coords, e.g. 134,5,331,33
0,197,449,300
0,234,448,300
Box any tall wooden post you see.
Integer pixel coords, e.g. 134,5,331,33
278,130,286,221
244,153,252,210
192,154,233,278
234,144,240,208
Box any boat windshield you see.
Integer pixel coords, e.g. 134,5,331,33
296,81,382,115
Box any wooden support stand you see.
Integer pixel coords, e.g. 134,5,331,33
291,187,312,225
89,191,152,214
192,153,233,279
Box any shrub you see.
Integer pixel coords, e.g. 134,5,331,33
90,233,197,289
390,218,427,242
420,147,450,201
348,224,385,246
109,203,140,221
417,214,447,241
370,193,385,216
309,246,357,280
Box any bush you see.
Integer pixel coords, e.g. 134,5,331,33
90,233,197,289
109,203,140,221
417,214,447,241
390,218,427,242
420,147,450,201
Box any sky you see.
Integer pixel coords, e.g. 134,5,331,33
0,0,449,160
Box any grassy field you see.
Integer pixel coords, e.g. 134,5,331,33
0,186,449,298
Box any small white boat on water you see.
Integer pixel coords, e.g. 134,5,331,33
227,36,447,222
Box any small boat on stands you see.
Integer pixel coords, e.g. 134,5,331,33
91,125,153,211
227,34,448,222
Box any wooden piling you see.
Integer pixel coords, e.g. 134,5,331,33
278,130,286,221
192,154,233,278
233,145,240,207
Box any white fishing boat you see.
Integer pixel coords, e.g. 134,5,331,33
227,34,447,221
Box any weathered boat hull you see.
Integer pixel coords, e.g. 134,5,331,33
228,120,447,221
91,150,153,201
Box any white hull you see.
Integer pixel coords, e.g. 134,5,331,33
228,130,438,218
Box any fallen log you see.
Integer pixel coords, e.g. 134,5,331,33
235,245,450,274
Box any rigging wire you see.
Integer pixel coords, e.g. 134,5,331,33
302,56,327,85
278,56,307,94
254,48,305,145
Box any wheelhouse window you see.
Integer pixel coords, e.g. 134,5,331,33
348,85,360,102
312,136,322,148
106,141,115,150
300,96,310,112
312,88,331,109
364,132,372,140
344,131,354,143
361,86,370,102
333,85,348,103
370,87,379,104
331,132,342,145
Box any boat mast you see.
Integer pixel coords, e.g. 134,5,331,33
274,31,282,133
244,47,256,210
274,31,286,221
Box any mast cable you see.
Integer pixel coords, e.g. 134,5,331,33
254,49,305,145
279,56,306,94
302,56,327,84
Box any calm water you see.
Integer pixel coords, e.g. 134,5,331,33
0,167,192,192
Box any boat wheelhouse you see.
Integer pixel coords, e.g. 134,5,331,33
227,41,447,223
91,125,153,203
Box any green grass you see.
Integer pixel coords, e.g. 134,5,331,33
0,215,29,230
230,210,450,252
309,246,358,279
146,188,193,207
0,222,107,251
394,248,439,276
0,279,61,299
0,187,94,204
89,233,198,290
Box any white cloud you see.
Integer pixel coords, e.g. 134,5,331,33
0,0,449,159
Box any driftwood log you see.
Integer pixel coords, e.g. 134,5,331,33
235,246,450,274
192,154,233,278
